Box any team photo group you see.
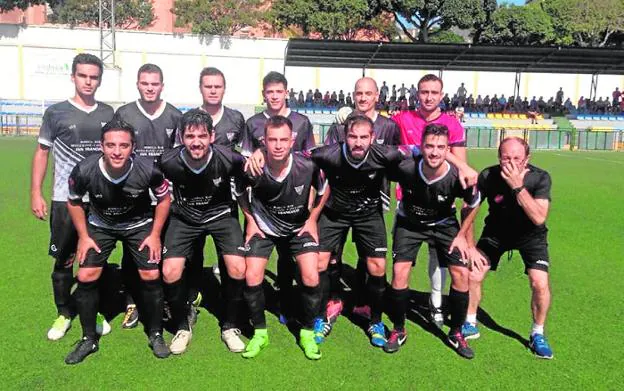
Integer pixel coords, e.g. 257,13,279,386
31,53,554,365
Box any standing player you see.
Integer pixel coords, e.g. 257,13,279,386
64,119,171,364
237,116,327,360
114,63,181,329
462,137,554,359
241,71,316,323
31,53,114,340
384,124,480,358
159,109,247,354
392,74,476,328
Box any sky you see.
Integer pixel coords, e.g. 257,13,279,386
498,0,526,4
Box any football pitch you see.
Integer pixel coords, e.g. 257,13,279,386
0,137,622,390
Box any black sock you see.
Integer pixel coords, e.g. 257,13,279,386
318,270,330,319
367,274,386,324
187,237,205,301
140,279,164,335
388,287,409,331
448,287,469,331
244,284,266,329
163,278,189,331
51,265,74,318
300,284,321,330
328,260,342,300
355,258,368,306
276,248,295,314
121,245,138,307
224,277,245,330
74,280,99,339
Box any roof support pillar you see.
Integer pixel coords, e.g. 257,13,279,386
513,71,521,98
590,73,599,101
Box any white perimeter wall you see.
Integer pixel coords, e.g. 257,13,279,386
0,24,622,107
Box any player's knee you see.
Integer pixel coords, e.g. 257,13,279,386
529,274,550,295
300,270,319,287
139,269,160,281
469,266,488,284
367,258,385,276
318,258,330,272
226,258,246,280
77,267,102,283
162,261,183,283
449,266,469,289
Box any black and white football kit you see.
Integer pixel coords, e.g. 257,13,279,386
241,110,315,156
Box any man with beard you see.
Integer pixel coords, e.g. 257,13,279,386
159,109,247,354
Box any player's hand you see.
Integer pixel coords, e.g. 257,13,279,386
468,247,488,272
245,149,266,177
139,233,162,264
31,194,48,220
245,220,265,244
458,163,478,189
75,236,101,265
448,235,470,263
501,161,528,189
297,218,318,243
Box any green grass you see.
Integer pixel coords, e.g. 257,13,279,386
0,137,622,390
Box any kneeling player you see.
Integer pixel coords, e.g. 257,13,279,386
159,109,248,354
237,116,327,360
65,119,171,364
385,124,480,359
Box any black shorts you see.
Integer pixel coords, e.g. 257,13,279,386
81,223,158,270
318,209,387,258
392,216,466,268
245,232,319,259
163,214,245,259
477,230,550,273
48,201,84,261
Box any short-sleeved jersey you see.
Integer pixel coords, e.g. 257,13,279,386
311,143,405,218
38,100,114,202
324,113,401,146
392,111,466,148
159,145,245,224
237,154,326,237
478,164,551,237
241,110,315,156
114,101,181,157
68,154,168,230
388,157,480,226
372,113,401,146
211,106,245,150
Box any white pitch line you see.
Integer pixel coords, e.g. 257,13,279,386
553,153,624,165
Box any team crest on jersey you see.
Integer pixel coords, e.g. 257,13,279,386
376,139,384,144
292,131,298,139
495,194,504,203
368,172,376,179
437,194,447,202
166,128,174,137
101,122,107,127
294,185,304,195
226,132,236,141
213,177,223,186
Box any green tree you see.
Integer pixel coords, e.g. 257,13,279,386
48,0,154,29
0,0,59,12
478,3,555,45
173,0,264,36
377,0,494,43
429,29,466,43
541,0,624,47
271,0,394,40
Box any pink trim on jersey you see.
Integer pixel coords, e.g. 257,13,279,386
392,110,466,200
391,110,465,147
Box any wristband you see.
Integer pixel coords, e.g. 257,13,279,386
512,185,525,196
